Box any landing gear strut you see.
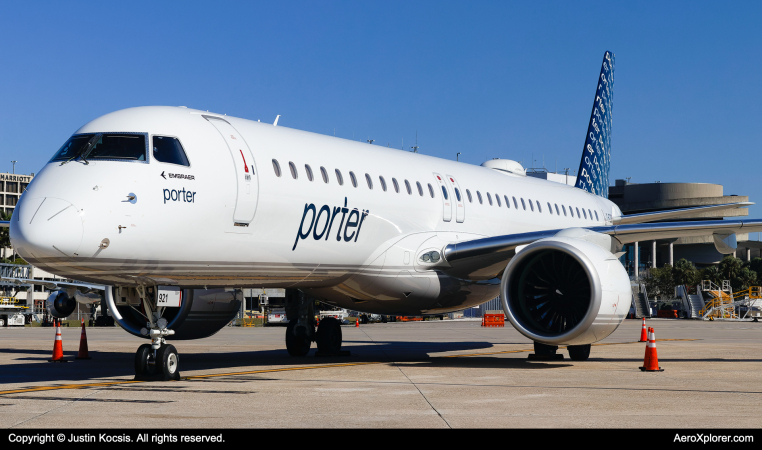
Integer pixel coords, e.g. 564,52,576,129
131,285,180,381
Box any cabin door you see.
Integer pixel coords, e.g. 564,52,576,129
205,116,259,225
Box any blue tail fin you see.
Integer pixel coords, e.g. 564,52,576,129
574,51,614,197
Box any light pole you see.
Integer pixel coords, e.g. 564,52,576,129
11,161,17,174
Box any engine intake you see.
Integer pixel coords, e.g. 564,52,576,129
46,291,77,319
501,236,630,346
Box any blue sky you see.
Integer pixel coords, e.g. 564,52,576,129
1,1,760,216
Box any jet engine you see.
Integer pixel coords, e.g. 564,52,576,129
500,231,631,346
109,288,242,340
46,291,77,319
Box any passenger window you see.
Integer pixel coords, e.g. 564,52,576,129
153,136,190,166
504,195,510,208
289,161,298,179
555,204,560,215
528,199,534,211
521,198,526,210
588,209,593,220
477,191,483,204
547,202,552,214
582,209,587,219
350,171,358,187
466,189,473,203
415,182,422,196
305,164,314,181
594,210,599,221
576,207,581,218
512,197,518,209
569,206,574,217
392,178,400,193
405,180,412,194
562,205,567,216
487,192,492,205
441,186,448,200
272,159,281,177
379,176,387,191
320,166,329,183
335,169,343,185
365,173,373,189
428,183,435,198
496,193,501,207
454,187,461,201
536,200,541,213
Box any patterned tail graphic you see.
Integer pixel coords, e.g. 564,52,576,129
574,51,614,198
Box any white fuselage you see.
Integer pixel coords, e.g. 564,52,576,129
11,106,622,315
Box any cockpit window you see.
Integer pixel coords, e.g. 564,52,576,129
153,136,190,166
51,133,148,163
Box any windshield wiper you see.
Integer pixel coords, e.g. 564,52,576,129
60,134,101,166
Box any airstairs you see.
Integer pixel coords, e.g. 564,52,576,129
631,282,651,318
698,280,737,319
676,285,704,319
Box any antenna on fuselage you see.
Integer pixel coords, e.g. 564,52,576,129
273,115,280,126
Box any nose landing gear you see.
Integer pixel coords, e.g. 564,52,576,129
134,343,180,381
131,285,180,381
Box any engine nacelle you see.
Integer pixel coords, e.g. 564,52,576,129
46,291,77,319
109,288,242,340
500,236,631,346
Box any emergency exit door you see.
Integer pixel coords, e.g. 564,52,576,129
205,116,259,225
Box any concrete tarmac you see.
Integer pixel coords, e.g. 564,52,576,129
1,319,762,428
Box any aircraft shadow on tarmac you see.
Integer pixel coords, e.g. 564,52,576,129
0,340,510,385
4,339,759,386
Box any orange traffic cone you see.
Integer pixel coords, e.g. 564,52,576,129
48,320,67,362
355,318,359,328
640,327,664,372
638,318,647,342
75,318,91,360
481,315,485,327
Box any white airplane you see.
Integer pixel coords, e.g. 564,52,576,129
2,51,759,380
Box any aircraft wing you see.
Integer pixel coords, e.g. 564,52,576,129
612,202,752,225
0,277,105,292
441,218,762,280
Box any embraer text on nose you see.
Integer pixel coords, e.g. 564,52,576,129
293,197,369,250
163,188,197,204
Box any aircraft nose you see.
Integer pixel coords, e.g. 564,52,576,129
10,197,84,259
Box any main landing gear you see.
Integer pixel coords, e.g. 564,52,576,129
284,290,348,357
528,342,591,361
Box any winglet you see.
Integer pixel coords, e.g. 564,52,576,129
574,51,614,198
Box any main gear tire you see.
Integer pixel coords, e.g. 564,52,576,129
286,320,311,356
568,344,591,361
315,317,342,355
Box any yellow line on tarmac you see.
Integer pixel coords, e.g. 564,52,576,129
0,339,699,396
179,361,385,380
0,362,385,396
